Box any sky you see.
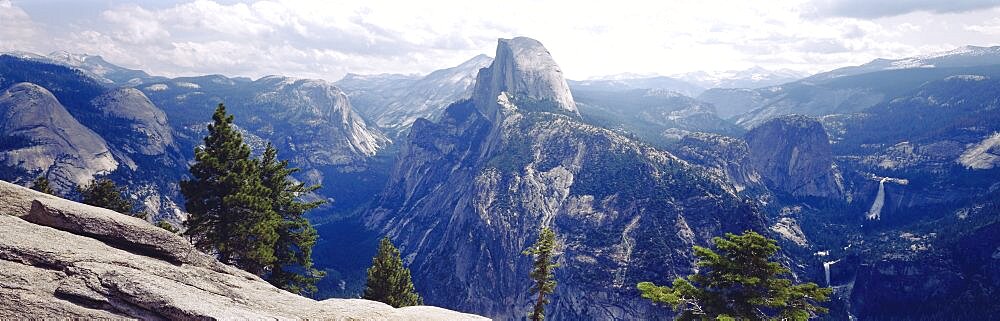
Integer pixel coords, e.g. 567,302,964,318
2,0,1000,82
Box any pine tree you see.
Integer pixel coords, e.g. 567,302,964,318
181,103,280,275
31,176,54,195
79,178,143,219
363,236,423,307
524,227,558,321
259,143,325,295
156,220,179,233
637,231,832,321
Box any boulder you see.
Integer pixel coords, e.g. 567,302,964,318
24,197,219,269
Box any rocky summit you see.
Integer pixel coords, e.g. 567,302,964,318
0,180,487,321
472,37,579,122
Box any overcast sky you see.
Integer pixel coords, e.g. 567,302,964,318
2,0,999,81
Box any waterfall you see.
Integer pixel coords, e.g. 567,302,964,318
866,177,889,220
824,260,840,286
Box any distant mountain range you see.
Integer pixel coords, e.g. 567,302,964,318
672,66,810,90
2,41,1000,320
573,66,810,98
336,54,493,138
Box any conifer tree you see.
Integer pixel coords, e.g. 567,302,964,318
259,143,325,295
524,227,558,321
31,176,54,195
79,178,142,218
363,236,423,307
637,231,832,321
181,103,279,275
156,220,179,233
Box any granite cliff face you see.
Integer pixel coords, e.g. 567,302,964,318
472,37,579,122
1,52,391,221
745,115,844,199
367,37,763,320
0,180,486,320
0,83,117,191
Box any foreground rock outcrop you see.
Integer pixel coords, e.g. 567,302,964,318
0,181,487,320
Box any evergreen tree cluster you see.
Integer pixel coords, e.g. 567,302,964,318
182,103,324,295
637,231,831,321
363,236,423,308
30,176,53,195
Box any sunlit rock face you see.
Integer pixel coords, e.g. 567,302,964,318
0,83,117,191
472,37,579,122
248,76,391,165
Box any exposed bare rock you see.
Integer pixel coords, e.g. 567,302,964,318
0,82,117,190
745,115,844,199
250,76,391,165
24,197,219,269
673,132,764,194
472,37,579,122
0,181,487,321
958,132,1000,170
90,87,175,157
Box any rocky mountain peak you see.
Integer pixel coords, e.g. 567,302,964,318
472,37,578,121
460,54,494,69
43,51,151,85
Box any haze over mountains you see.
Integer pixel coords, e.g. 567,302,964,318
2,38,1000,320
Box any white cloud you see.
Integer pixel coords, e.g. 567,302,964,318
0,0,44,52
808,0,1000,18
966,17,1000,35
4,0,1000,81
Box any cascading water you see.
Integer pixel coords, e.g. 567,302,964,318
824,259,840,286
866,177,889,220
